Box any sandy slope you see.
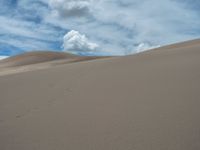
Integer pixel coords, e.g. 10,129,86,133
0,39,200,150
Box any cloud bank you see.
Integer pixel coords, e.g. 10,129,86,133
47,0,200,55
0,0,200,56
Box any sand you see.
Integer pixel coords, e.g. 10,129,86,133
0,39,200,150
0,51,102,76
0,51,78,67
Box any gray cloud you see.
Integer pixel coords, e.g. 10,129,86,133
49,0,92,18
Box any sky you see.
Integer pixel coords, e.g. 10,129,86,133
0,0,200,56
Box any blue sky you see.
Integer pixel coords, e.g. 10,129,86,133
0,0,200,56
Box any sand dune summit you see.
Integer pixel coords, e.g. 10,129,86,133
0,39,200,150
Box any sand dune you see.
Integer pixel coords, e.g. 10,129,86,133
0,39,200,150
0,51,102,76
0,51,98,67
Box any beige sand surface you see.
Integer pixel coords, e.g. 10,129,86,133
0,39,200,150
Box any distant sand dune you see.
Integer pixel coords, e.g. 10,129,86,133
0,39,200,150
0,51,99,67
0,51,103,76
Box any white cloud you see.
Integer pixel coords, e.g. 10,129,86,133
136,43,160,53
63,30,99,53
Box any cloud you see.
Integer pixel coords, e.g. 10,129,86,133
63,30,99,54
46,0,200,55
0,0,200,56
0,14,65,54
49,0,91,18
0,56,9,60
136,43,160,53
